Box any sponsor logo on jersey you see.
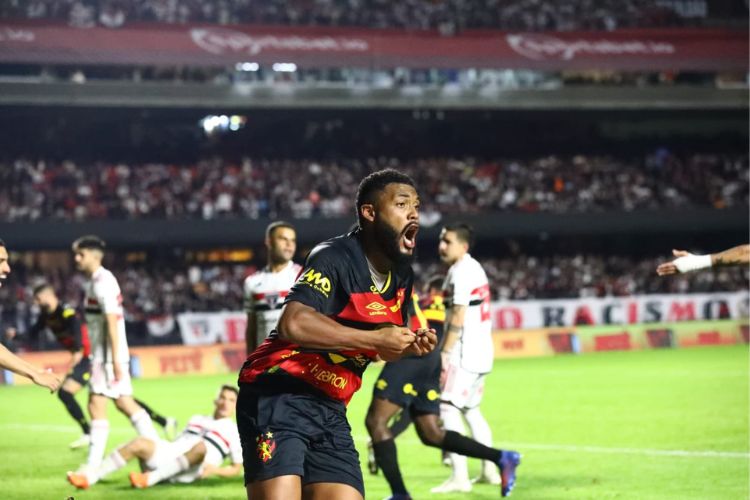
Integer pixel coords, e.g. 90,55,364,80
309,363,347,389
298,268,332,297
366,301,387,316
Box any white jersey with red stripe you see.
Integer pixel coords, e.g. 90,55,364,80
181,414,243,466
243,261,302,344
443,253,494,374
83,266,129,364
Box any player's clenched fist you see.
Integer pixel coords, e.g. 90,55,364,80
375,325,419,361
404,328,437,357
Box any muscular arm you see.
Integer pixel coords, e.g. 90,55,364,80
441,304,466,354
0,344,60,391
277,301,418,361
278,301,384,351
657,244,750,276
712,244,750,266
245,312,258,355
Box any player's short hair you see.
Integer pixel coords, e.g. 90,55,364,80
265,221,295,240
219,384,239,397
72,235,106,252
32,282,55,297
355,169,416,226
443,223,474,249
426,275,444,291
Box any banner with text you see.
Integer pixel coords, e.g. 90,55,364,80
0,23,746,71
491,292,749,330
176,312,246,345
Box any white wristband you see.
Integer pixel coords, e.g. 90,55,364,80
673,254,712,273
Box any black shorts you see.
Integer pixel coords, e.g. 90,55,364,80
237,384,364,497
373,354,441,416
66,356,91,386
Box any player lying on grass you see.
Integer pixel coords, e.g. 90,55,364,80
67,384,241,489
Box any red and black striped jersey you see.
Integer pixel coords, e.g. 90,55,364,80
238,228,414,405
29,303,91,357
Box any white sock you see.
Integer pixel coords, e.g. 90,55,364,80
440,403,469,482
91,449,127,484
130,409,158,440
465,406,497,477
146,454,190,486
86,419,110,469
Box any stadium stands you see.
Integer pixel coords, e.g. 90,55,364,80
1,153,747,221
3,0,743,31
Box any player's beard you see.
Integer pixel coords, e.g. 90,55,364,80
373,217,416,266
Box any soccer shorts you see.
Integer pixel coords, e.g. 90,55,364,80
372,355,441,416
237,385,364,497
67,356,91,386
441,362,486,410
89,361,133,399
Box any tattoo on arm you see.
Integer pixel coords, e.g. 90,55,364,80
713,244,750,266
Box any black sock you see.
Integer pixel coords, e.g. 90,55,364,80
58,389,90,435
388,410,412,439
372,438,409,495
134,399,167,427
442,430,502,463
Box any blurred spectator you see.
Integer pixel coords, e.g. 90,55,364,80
2,0,743,31
0,153,746,222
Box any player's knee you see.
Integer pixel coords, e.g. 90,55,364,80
415,420,444,447
364,410,388,435
129,436,151,453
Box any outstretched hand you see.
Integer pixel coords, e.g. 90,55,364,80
656,249,693,276
32,369,61,393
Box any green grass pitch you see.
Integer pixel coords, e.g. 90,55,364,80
0,344,747,499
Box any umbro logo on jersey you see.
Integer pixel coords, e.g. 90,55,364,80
365,302,388,316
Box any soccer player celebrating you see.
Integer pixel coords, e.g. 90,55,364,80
67,385,241,489
0,239,61,392
243,221,302,354
29,283,176,449
435,223,521,495
237,169,437,500
67,235,161,477
656,244,750,275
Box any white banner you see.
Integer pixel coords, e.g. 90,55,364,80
174,292,749,342
491,292,750,330
176,312,247,345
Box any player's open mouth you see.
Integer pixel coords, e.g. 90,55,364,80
401,224,419,250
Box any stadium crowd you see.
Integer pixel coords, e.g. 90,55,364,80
1,0,726,31
1,252,746,334
1,153,747,222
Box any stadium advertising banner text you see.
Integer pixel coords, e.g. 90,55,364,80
491,292,749,330
0,23,746,71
